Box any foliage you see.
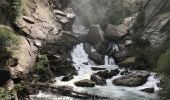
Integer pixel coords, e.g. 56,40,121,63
0,0,27,21
159,75,170,100
0,88,14,100
0,26,20,65
36,54,49,70
157,50,170,75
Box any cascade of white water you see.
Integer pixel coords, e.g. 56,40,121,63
30,43,160,100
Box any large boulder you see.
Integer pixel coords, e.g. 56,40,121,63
86,25,105,45
88,52,104,65
94,69,119,79
90,75,106,86
74,79,95,87
112,71,150,87
105,24,129,40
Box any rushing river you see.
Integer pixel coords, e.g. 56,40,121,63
31,43,160,100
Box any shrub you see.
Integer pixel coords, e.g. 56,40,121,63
0,26,20,65
0,88,14,100
36,54,49,70
159,75,170,100
0,0,27,21
157,50,170,75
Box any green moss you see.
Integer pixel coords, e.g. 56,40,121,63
36,54,49,70
159,75,170,100
1,0,28,21
0,26,20,66
0,88,14,100
157,50,170,75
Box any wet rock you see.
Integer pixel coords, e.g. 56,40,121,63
105,24,128,40
61,75,74,81
91,67,106,71
90,75,106,86
94,70,110,79
51,64,78,77
22,16,35,24
94,69,120,79
84,42,92,54
74,79,95,87
109,69,120,76
156,83,160,88
88,52,104,65
95,41,112,55
82,62,88,65
120,69,131,75
112,71,150,87
0,69,11,86
86,25,104,45
141,88,154,93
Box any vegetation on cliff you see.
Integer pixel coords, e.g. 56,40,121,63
0,26,20,66
0,0,27,21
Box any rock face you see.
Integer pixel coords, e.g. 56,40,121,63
86,25,105,45
90,75,106,86
132,0,170,47
105,24,129,40
74,79,95,87
112,71,150,87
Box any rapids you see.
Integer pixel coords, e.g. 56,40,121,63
31,43,160,100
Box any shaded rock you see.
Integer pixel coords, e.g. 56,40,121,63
112,71,150,87
55,85,73,95
88,52,104,65
86,25,104,45
91,67,106,71
94,70,110,79
84,42,92,54
0,69,11,86
95,41,112,55
118,57,136,68
141,88,154,93
120,69,131,75
51,64,78,77
74,79,95,87
90,75,106,86
61,75,74,81
110,69,120,76
22,16,35,24
82,62,88,65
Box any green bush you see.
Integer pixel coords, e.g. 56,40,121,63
36,54,49,70
1,0,27,21
157,50,170,75
0,26,20,65
0,88,14,100
159,75,170,100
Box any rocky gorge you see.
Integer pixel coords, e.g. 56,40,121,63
0,0,169,100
